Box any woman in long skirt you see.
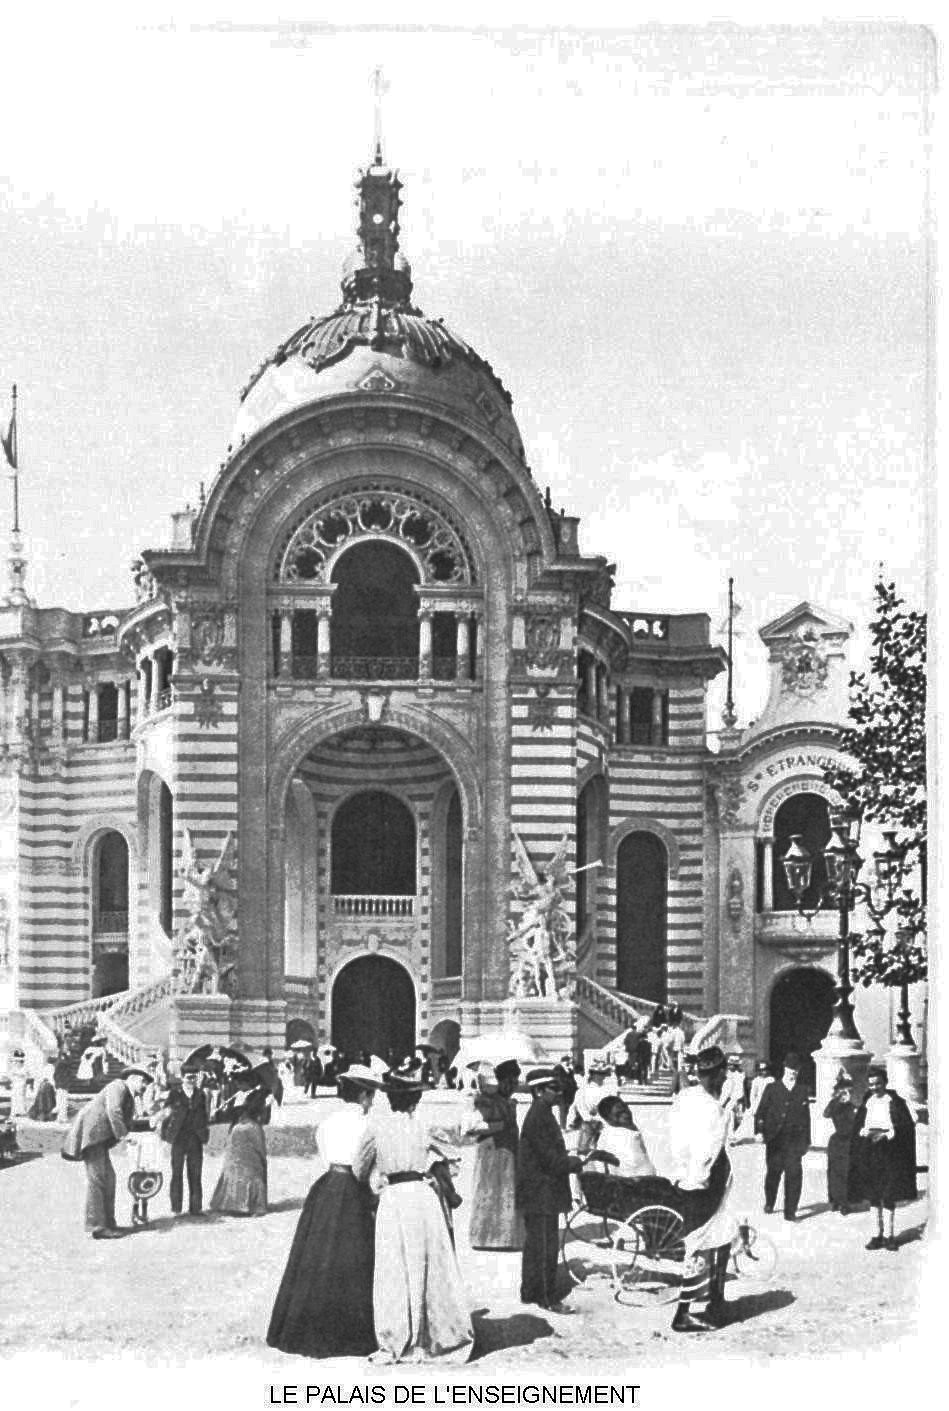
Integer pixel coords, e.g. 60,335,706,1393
823,1076,857,1213
353,1075,473,1367
267,1068,380,1358
468,1060,523,1251
210,1088,269,1216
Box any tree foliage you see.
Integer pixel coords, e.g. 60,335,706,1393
824,579,927,989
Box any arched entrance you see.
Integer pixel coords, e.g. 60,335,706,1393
769,967,835,1091
615,831,668,1002
332,955,416,1066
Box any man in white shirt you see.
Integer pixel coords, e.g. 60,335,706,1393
592,1097,657,1179
668,1045,735,1332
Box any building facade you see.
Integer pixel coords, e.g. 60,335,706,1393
0,153,918,1076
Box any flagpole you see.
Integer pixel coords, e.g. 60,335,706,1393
10,384,19,534
723,575,737,728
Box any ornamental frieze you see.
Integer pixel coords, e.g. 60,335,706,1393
780,626,830,697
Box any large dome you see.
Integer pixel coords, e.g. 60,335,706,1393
232,156,525,462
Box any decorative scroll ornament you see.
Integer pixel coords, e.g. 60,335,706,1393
780,626,829,697
275,488,474,587
175,832,238,995
718,773,746,826
191,613,226,666
525,614,561,671
507,832,601,1001
726,866,744,933
193,678,223,730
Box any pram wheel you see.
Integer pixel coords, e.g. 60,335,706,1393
612,1205,686,1306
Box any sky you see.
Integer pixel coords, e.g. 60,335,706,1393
0,14,933,729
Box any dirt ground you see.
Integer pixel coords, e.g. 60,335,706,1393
0,1101,934,1409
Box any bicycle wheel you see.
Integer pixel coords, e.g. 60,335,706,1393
561,1205,628,1287
612,1205,686,1306
732,1226,778,1281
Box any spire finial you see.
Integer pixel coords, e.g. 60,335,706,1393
371,66,389,166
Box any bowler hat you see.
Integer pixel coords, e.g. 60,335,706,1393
694,1045,727,1074
867,1064,888,1081
121,1065,152,1082
782,1052,802,1071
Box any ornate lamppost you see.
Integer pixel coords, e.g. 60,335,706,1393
781,814,903,1106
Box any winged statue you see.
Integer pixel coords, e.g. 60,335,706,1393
175,830,238,995
507,831,600,1000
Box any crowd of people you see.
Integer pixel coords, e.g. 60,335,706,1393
51,1028,921,1357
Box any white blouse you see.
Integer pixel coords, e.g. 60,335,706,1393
864,1093,895,1137
316,1105,368,1165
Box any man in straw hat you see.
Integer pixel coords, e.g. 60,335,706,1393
61,1065,151,1238
668,1045,737,1332
516,1067,584,1313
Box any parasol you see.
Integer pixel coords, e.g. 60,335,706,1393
454,1028,542,1071
183,1043,252,1072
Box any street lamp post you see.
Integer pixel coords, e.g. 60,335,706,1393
781,815,904,1113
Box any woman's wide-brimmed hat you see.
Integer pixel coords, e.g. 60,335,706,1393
494,1059,521,1083
383,1072,426,1093
121,1065,152,1082
342,1063,385,1091
694,1045,727,1074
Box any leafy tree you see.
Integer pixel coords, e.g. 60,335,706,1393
824,579,927,990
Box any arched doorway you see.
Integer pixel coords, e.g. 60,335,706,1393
332,956,416,1066
91,830,130,998
615,831,668,1001
769,967,835,1091
770,793,832,912
330,540,420,678
286,1017,317,1048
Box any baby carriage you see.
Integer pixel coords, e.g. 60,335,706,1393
125,1129,165,1226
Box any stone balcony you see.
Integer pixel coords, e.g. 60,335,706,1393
754,909,838,950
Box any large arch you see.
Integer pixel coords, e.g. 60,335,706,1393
615,831,669,1002
331,953,417,1065
608,815,681,880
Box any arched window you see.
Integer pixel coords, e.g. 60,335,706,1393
330,541,420,679
615,831,668,1002
331,791,416,896
769,793,832,912
158,782,174,936
94,831,129,935
576,777,606,940
444,789,463,976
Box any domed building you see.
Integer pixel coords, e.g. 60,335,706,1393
0,149,922,1091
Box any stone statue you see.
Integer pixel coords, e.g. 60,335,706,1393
507,831,600,1000
175,830,238,995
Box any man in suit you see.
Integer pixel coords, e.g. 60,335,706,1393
515,1067,583,1313
161,1065,211,1215
61,1065,150,1238
754,1050,811,1220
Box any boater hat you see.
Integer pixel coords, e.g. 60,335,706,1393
525,1067,562,1090
342,1063,385,1090
121,1066,152,1082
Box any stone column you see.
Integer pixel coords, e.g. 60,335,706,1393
87,684,99,744
651,687,665,744
455,615,470,681
279,611,293,679
148,656,160,713
419,611,433,679
761,839,774,910
597,666,609,723
117,679,128,739
473,616,484,680
136,662,147,725
317,611,331,679
52,679,66,743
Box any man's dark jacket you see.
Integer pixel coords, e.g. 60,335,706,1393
160,1087,210,1145
516,1097,577,1214
754,1078,811,1152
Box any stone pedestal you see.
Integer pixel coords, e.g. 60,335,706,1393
168,993,232,1061
812,1039,871,1148
886,1042,926,1110
458,997,578,1065
231,998,287,1055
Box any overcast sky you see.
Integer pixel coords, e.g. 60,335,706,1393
0,16,932,727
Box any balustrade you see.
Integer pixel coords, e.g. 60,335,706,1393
271,607,481,684
332,894,415,917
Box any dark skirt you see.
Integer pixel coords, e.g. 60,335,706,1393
267,1167,376,1359
860,1138,903,1210
826,1132,851,1207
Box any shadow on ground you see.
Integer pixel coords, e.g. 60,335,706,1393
471,1307,553,1359
720,1287,795,1325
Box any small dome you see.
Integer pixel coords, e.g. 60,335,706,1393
233,155,524,462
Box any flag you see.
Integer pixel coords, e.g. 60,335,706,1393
1,387,16,471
